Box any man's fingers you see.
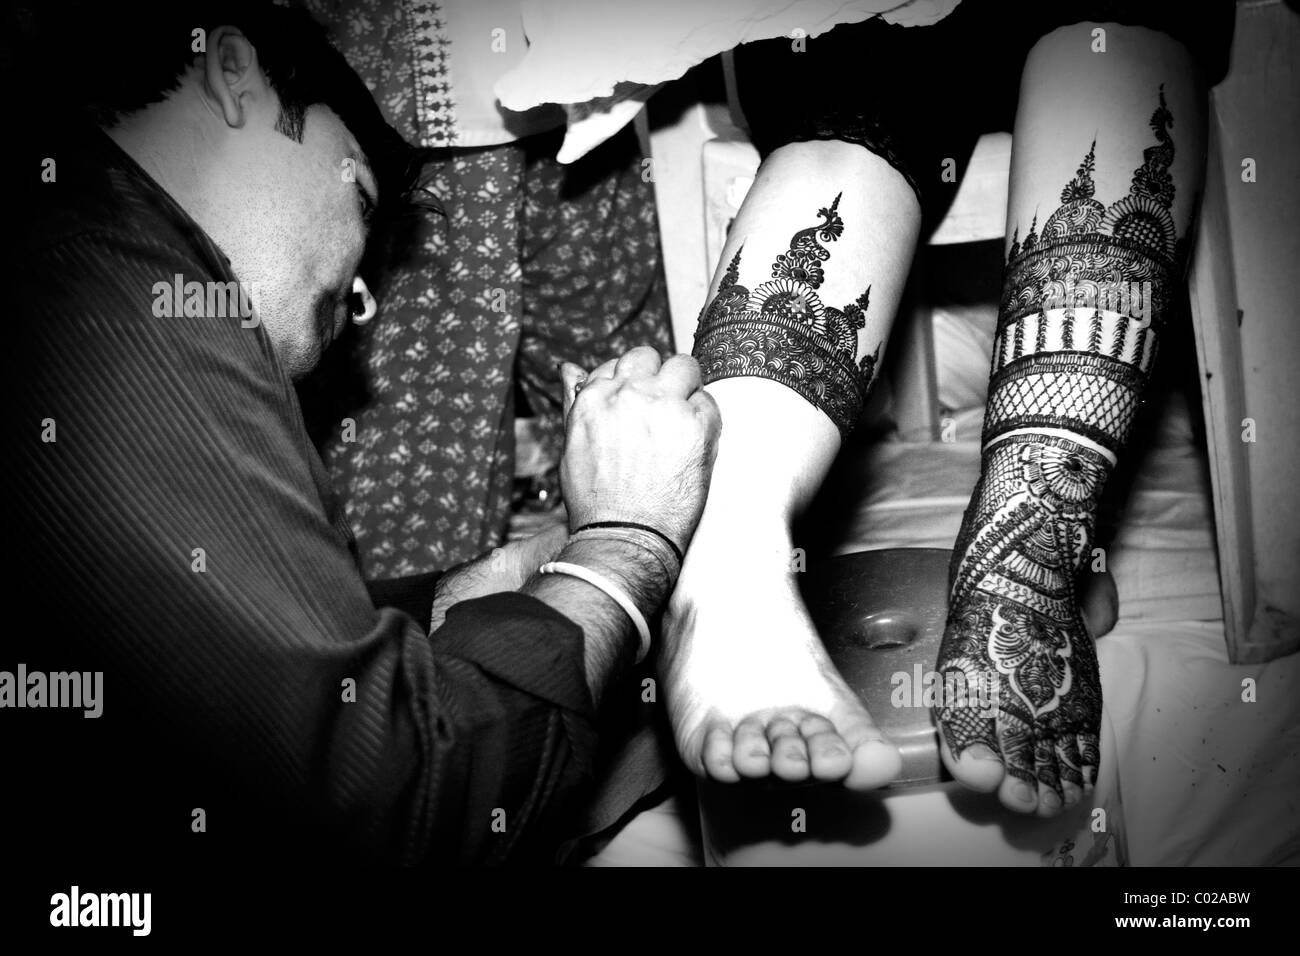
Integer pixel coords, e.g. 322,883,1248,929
652,354,703,399
560,362,587,419
584,347,665,392
587,356,620,383
613,346,662,381
688,387,722,439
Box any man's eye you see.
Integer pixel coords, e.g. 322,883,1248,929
356,184,376,227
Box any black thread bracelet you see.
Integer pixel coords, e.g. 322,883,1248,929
571,521,684,565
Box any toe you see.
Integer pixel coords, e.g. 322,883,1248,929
837,713,903,790
766,715,812,782
1034,737,1064,818
939,736,1004,792
999,771,1039,813
701,719,739,783
937,708,1004,792
731,717,772,779
1060,780,1084,809
1078,732,1101,790
1036,780,1063,816
1055,736,1084,808
995,720,1039,812
799,715,852,781
993,775,1034,811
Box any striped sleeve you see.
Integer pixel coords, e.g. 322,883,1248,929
12,231,596,865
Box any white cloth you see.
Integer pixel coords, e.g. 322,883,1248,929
499,0,962,161
427,0,565,147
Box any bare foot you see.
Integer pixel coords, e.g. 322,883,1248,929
936,434,1105,816
661,525,901,790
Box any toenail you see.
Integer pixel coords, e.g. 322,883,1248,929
1012,780,1035,803
1041,790,1061,809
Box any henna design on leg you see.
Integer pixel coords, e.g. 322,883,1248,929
938,90,1184,809
692,194,881,436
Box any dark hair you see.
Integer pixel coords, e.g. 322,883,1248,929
12,0,426,214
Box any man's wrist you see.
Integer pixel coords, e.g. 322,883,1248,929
554,536,671,621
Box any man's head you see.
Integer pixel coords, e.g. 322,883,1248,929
66,2,418,378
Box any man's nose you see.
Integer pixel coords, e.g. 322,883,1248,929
351,276,377,325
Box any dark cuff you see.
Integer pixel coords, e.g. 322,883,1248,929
437,592,596,718
735,23,932,204
365,569,444,625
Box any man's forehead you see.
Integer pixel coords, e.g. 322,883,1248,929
308,104,374,182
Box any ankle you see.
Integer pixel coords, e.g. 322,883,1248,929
686,515,793,570
687,487,787,542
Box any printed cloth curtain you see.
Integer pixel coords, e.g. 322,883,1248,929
296,0,672,576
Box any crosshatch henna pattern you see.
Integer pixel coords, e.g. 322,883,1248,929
692,194,881,436
938,90,1184,799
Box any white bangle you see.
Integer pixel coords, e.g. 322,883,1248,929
538,561,652,665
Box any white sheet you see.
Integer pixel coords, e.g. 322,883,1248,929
496,0,961,162
1099,620,1300,866
837,390,1222,624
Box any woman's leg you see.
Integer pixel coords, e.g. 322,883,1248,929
662,139,920,787
936,22,1207,815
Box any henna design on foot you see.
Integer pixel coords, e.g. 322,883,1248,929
939,435,1107,795
938,90,1187,811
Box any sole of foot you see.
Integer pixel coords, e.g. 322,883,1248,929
662,572,902,791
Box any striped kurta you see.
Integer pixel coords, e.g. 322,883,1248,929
7,125,597,867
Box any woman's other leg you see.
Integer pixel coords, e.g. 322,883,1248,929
936,21,1207,815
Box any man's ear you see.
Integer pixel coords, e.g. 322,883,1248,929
202,25,266,129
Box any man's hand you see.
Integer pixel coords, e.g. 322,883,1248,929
429,524,568,631
559,347,721,555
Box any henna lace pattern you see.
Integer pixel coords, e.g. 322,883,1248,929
692,194,880,436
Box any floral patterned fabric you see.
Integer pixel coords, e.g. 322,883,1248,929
294,1,673,577
301,130,671,577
